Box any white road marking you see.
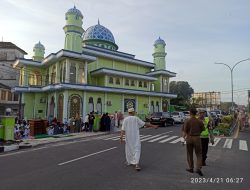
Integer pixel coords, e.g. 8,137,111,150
140,135,152,140
148,135,169,142
58,147,117,166
223,139,233,149
170,137,182,144
0,147,48,157
159,136,178,143
239,140,248,151
140,134,162,142
103,136,120,140
209,137,221,147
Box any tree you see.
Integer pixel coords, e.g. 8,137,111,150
169,81,194,107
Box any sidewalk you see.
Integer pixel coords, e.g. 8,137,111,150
0,131,114,153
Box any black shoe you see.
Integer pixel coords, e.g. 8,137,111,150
196,169,203,176
186,169,194,173
135,165,141,171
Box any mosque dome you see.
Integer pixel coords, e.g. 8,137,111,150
154,37,166,46
66,6,83,18
33,41,45,50
82,20,118,50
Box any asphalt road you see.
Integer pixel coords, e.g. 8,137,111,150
0,125,249,190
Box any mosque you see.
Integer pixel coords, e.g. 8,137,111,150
13,6,177,122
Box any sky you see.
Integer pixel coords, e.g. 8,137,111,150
0,0,250,105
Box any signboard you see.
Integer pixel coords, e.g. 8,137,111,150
124,99,136,112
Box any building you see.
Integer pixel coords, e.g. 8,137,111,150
0,42,27,115
13,6,177,122
192,91,221,110
0,83,20,115
0,42,27,87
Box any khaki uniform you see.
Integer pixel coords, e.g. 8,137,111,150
183,116,205,170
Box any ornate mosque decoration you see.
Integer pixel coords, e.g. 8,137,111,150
154,37,166,46
34,41,45,50
66,5,83,18
82,20,118,51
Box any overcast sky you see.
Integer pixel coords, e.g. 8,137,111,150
0,0,249,105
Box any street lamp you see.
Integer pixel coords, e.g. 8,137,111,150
215,58,250,112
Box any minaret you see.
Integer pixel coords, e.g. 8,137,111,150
152,37,167,70
63,6,84,53
32,41,45,61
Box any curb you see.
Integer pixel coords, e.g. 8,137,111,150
0,132,114,153
0,144,19,153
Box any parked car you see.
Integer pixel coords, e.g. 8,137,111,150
183,111,190,119
171,111,185,123
149,112,175,127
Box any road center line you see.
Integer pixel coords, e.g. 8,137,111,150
58,147,117,166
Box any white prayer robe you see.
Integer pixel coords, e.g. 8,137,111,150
121,116,145,165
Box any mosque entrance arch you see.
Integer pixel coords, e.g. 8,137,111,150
162,100,168,112
68,95,82,118
49,96,55,118
57,94,64,122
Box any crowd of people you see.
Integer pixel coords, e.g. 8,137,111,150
14,119,30,140
46,111,124,136
12,111,124,140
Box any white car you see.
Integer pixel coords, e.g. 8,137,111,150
171,112,185,123
183,111,190,119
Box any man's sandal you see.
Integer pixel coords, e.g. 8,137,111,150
135,165,141,171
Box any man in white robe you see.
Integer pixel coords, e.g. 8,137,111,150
120,108,158,171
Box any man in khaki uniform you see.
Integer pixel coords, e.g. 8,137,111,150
183,108,205,176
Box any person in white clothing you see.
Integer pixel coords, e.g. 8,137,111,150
120,107,158,171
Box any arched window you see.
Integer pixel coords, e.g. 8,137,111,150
131,80,135,86
162,100,168,112
57,94,64,122
115,78,120,85
139,81,142,87
163,78,168,92
155,101,159,112
63,64,66,82
28,74,35,85
79,66,85,84
144,81,148,88
150,101,154,113
70,64,76,83
151,83,155,91
96,98,102,114
88,97,94,113
51,65,56,84
44,73,49,85
49,96,55,118
125,79,129,86
60,66,63,83
109,77,114,84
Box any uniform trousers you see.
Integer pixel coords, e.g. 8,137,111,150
186,136,202,170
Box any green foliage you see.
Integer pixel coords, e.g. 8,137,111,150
169,81,194,107
213,115,234,136
221,115,233,124
217,123,230,128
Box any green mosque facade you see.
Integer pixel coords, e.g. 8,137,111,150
13,6,177,122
